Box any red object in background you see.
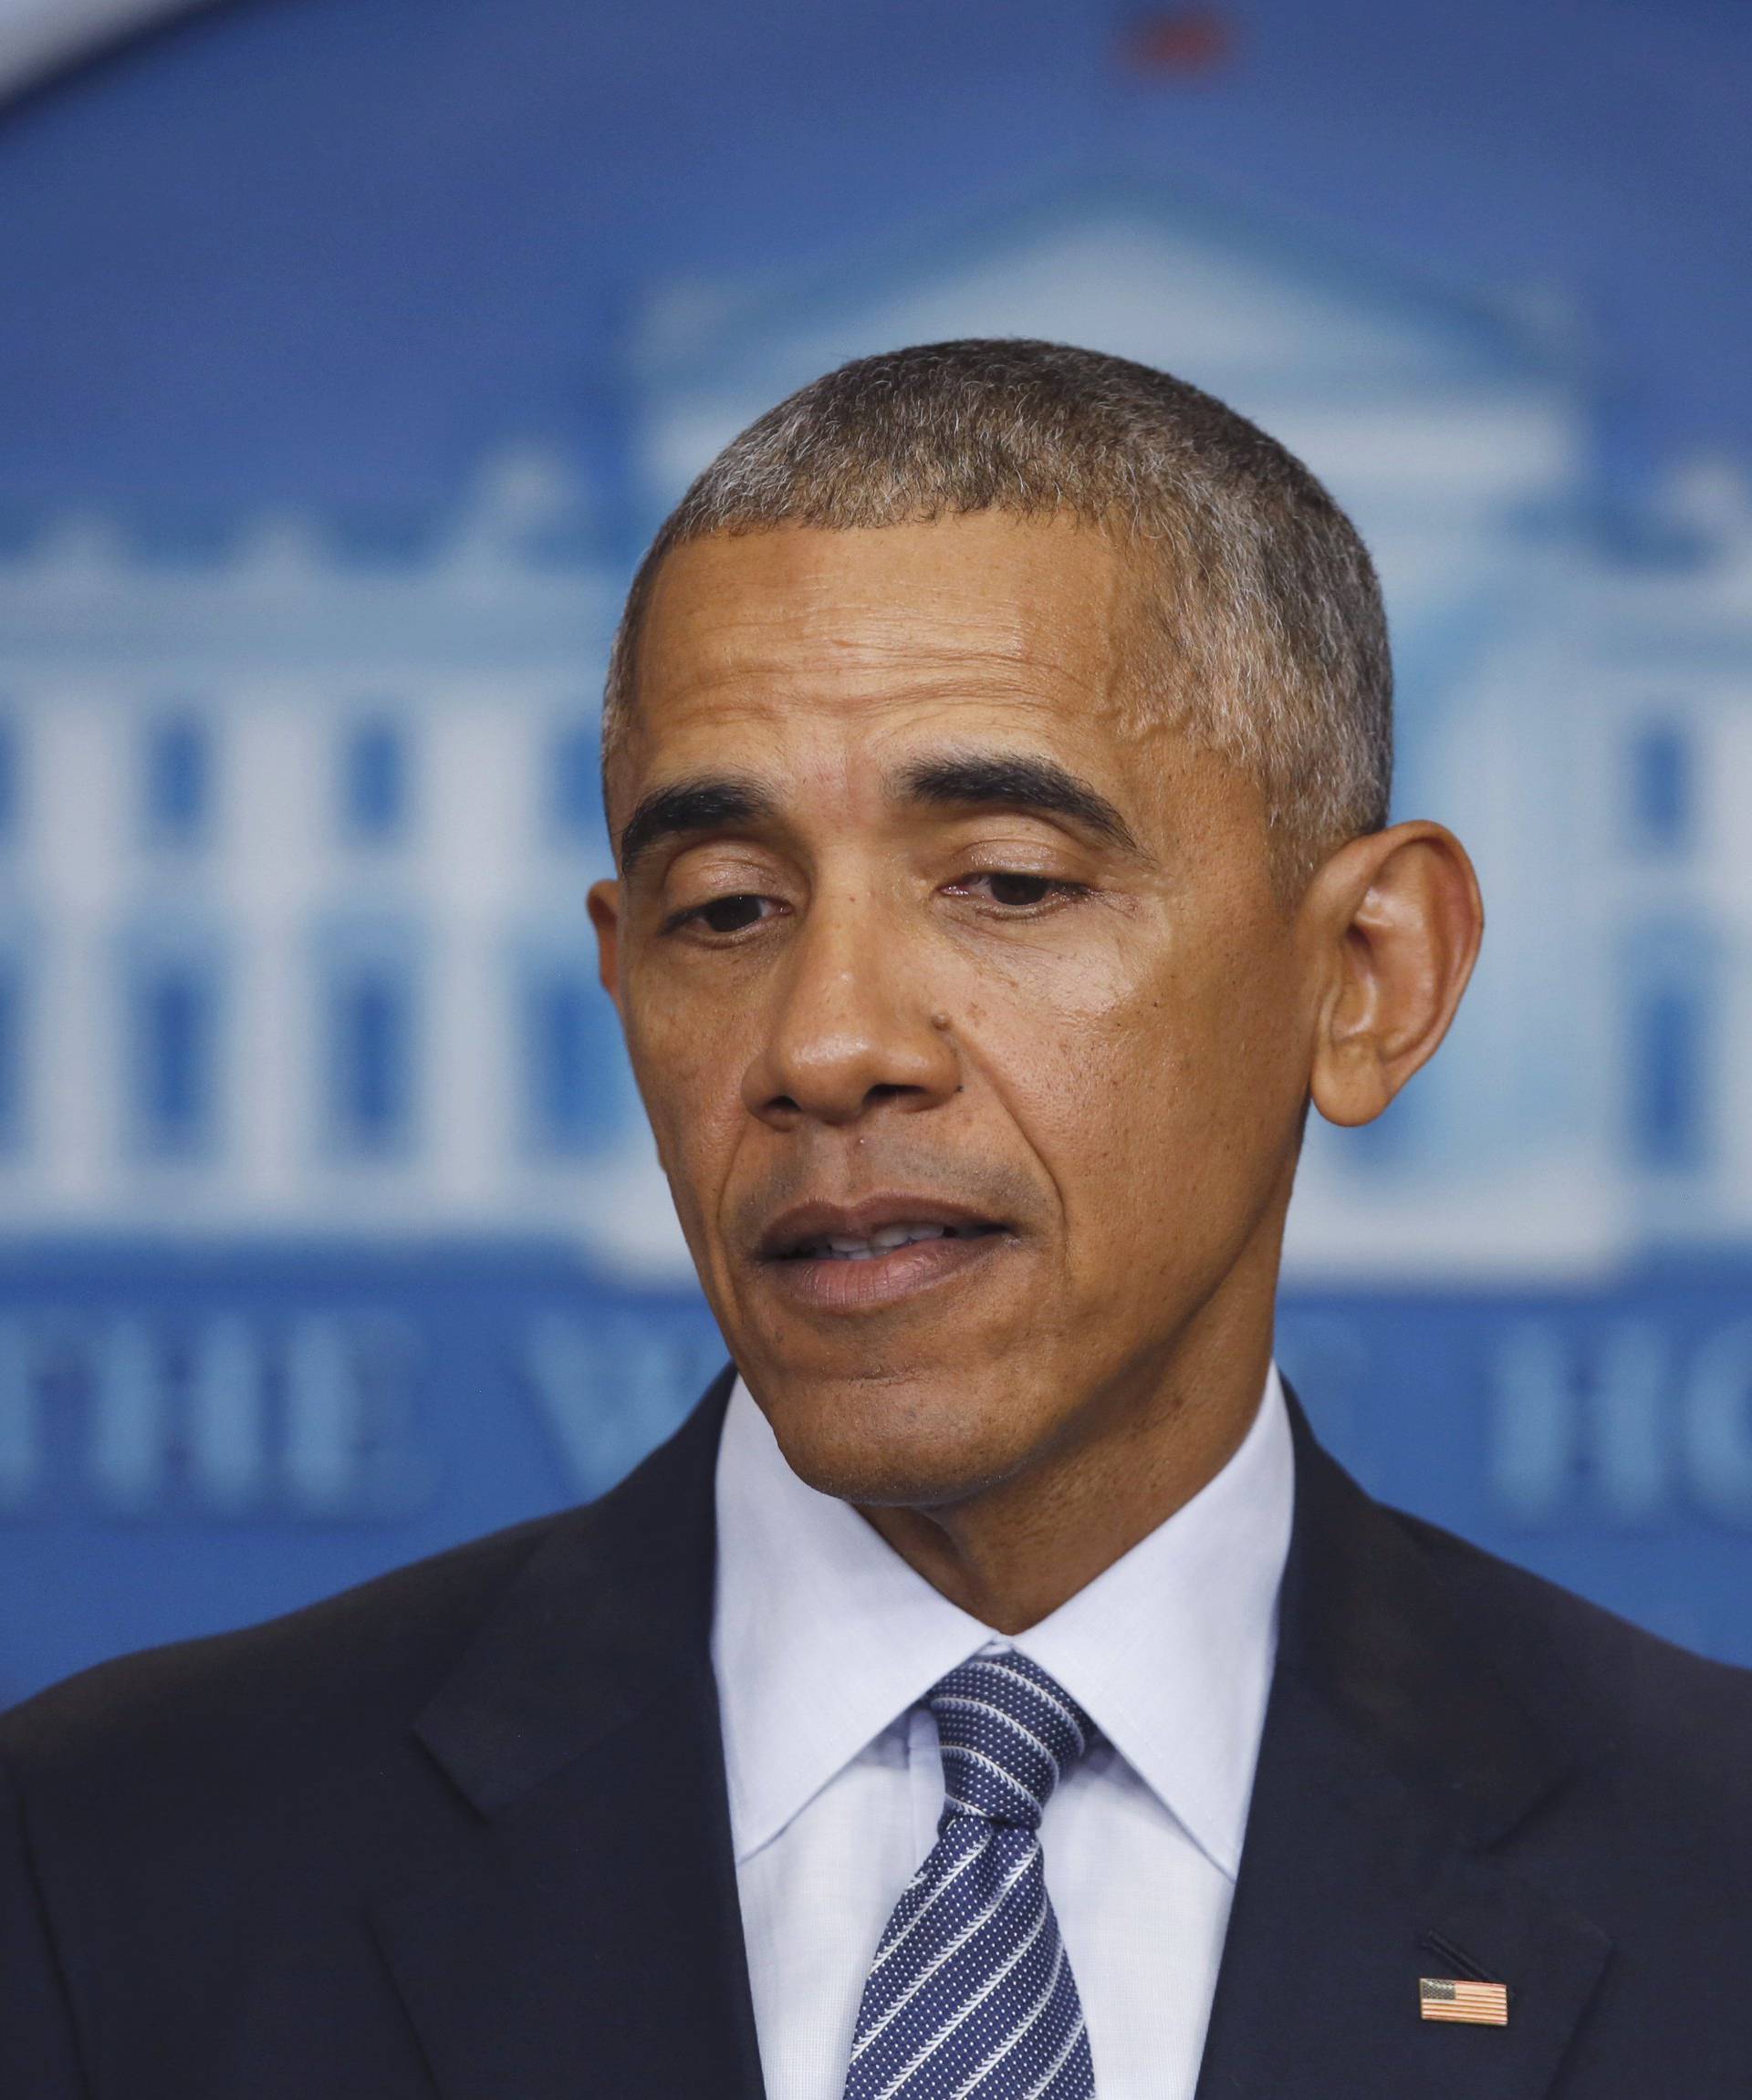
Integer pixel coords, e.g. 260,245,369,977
1121,7,1235,77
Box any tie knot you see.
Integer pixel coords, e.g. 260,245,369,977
926,1649,1092,1831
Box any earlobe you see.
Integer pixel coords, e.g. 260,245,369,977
587,879,625,1010
1307,822,1483,1130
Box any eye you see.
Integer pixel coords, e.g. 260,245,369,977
669,892,781,938
947,871,1085,911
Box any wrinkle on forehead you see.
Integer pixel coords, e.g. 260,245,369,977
631,514,1149,739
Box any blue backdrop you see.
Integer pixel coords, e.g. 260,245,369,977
1,0,1749,1704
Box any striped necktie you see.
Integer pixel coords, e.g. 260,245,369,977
840,1648,1098,2100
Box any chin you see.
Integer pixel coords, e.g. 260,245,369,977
754,1365,1040,1510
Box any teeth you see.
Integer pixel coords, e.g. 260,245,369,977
807,1223,955,1259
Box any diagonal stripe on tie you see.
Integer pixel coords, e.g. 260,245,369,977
933,1695,1062,1777
841,1650,1098,2100
939,1741,1049,1815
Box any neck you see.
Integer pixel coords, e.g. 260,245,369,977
857,1261,1279,1635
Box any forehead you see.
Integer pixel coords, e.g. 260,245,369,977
612,515,1279,892
629,514,1145,763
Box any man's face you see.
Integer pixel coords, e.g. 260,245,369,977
592,513,1315,1508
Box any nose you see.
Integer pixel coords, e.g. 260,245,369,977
740,893,960,1128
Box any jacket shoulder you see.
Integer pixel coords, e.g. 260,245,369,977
0,1373,733,1830
0,1509,561,1789
1388,1502,1752,1808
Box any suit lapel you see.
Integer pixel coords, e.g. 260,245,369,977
370,1367,767,2100
1194,1398,1611,2100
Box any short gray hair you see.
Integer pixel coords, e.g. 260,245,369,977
603,338,1392,869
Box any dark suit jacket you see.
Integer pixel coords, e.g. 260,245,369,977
3,1366,1749,2097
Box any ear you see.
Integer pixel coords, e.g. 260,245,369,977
1303,821,1483,1128
587,879,625,1014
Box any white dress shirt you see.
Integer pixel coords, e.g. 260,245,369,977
710,1366,1295,2100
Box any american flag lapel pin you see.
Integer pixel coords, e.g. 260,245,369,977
1419,1976,1509,2026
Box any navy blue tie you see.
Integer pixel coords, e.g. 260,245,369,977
840,1649,1098,2100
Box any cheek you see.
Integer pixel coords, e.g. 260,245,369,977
620,976,747,1190
978,917,1297,1253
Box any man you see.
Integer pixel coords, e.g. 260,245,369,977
3,341,1748,2098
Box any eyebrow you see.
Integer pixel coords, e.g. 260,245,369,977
615,750,1144,875
617,775,777,874
895,750,1144,856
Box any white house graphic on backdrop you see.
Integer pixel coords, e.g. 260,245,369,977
0,182,1747,1283
0,455,677,1275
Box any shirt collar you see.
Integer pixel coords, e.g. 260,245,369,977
710,1365,1293,1882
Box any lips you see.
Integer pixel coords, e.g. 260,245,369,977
757,1196,1006,1263
752,1194,1012,1313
